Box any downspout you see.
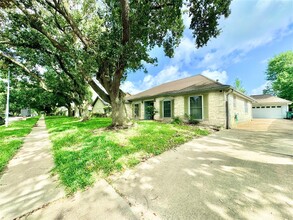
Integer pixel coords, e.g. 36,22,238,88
225,89,233,129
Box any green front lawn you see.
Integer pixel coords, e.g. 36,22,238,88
45,116,209,193
0,117,39,173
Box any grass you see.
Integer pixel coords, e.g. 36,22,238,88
0,117,39,173
45,116,209,193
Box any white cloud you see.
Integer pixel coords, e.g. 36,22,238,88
251,81,271,95
120,81,141,95
201,70,228,84
174,0,293,69
123,68,229,94
260,58,269,64
121,65,191,95
173,37,196,66
142,65,191,89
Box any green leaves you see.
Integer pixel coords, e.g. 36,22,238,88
266,51,293,102
189,0,232,47
1,0,232,124
233,78,246,94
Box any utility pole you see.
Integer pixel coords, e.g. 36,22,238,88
5,70,10,127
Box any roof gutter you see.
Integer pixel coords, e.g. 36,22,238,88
127,85,231,102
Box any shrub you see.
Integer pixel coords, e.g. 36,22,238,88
184,113,200,125
171,116,183,125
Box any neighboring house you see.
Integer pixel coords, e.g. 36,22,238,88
250,94,292,119
125,74,254,128
21,108,31,117
89,79,110,115
56,79,110,117
91,95,110,115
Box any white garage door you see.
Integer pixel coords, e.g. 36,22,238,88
252,106,284,119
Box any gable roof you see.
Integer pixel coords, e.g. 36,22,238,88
251,94,292,104
92,95,109,107
127,74,230,101
89,78,110,105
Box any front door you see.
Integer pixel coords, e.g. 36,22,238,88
144,101,154,120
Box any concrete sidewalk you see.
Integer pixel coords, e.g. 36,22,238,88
0,117,65,220
0,117,137,220
26,180,137,220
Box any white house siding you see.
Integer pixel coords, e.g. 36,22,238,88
229,92,252,128
92,99,106,114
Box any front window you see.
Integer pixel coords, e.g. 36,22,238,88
163,100,171,118
190,96,203,119
134,104,140,117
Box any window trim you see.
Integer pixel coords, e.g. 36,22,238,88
134,103,140,118
188,95,204,120
163,100,172,118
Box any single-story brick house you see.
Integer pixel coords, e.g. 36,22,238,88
251,94,292,119
125,74,255,128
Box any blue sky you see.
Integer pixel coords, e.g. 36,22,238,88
121,0,293,95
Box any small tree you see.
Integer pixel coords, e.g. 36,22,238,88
233,78,246,94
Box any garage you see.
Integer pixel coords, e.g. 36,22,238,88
251,95,292,119
252,105,286,119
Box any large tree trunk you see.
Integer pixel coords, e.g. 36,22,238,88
80,101,91,121
110,92,128,127
67,104,72,116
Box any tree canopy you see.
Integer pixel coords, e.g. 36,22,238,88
0,0,232,125
266,51,293,102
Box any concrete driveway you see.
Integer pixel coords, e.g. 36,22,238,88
111,119,293,219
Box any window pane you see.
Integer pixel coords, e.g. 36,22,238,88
190,96,202,108
164,101,171,117
134,104,139,117
190,108,202,119
190,96,202,119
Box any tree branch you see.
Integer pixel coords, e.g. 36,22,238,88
12,0,68,52
89,79,110,103
44,0,90,49
120,0,130,45
151,3,174,10
0,50,48,91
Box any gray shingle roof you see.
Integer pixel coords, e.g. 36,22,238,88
251,94,292,104
127,74,229,101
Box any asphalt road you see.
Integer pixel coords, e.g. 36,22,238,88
111,119,293,219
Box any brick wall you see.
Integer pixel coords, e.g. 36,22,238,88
228,92,252,128
207,92,226,127
126,91,252,128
